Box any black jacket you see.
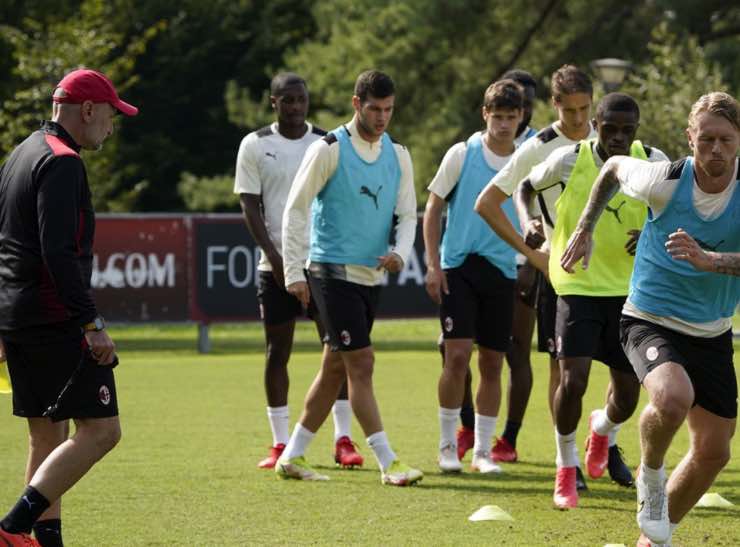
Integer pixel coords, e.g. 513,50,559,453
0,121,97,332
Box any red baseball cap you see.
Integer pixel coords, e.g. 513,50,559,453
53,69,138,116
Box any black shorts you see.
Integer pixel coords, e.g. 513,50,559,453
620,315,737,419
555,294,633,373
257,271,303,325
535,272,557,357
307,275,380,352
440,254,515,352
516,261,539,309
3,329,119,421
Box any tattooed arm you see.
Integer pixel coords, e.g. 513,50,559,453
559,157,623,272
666,229,740,277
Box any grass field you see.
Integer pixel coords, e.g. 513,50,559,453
1,319,739,546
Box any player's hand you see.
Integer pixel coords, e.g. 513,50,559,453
0,339,6,363
625,229,641,256
528,250,550,279
269,254,285,288
425,265,449,304
287,280,311,308
376,252,404,273
85,330,117,365
523,218,546,250
560,228,594,273
665,228,712,272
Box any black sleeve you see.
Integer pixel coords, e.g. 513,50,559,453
36,156,97,325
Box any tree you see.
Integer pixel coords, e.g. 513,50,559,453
0,0,162,210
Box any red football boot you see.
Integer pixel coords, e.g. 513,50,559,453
334,436,364,468
456,426,475,461
257,443,285,469
0,528,41,547
585,410,609,479
491,437,518,463
553,466,578,509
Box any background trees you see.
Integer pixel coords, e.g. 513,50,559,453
1,0,738,211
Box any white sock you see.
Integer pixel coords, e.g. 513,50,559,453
592,407,619,436
282,423,315,460
332,400,352,441
473,414,496,455
555,428,578,468
367,431,396,471
267,406,289,446
439,407,461,450
607,422,621,447
640,462,666,485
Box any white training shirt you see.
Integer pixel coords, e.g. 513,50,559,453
233,122,324,271
529,141,669,244
427,133,514,199
614,157,739,337
491,122,598,249
282,117,417,287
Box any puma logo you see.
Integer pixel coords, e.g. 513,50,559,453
695,237,724,252
265,152,277,159
605,200,627,223
360,185,382,209
22,495,35,509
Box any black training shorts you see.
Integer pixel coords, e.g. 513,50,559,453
555,294,632,373
3,328,118,421
535,271,557,357
620,315,737,419
307,275,380,352
440,254,515,352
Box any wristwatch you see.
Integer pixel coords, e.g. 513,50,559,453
82,316,106,333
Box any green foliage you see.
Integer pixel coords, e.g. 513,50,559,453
0,0,162,211
177,171,239,212
621,23,727,161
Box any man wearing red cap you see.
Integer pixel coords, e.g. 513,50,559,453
0,68,137,547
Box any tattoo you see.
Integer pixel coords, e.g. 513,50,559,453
710,252,740,277
515,179,537,225
577,162,621,232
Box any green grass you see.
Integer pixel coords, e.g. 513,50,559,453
1,319,739,546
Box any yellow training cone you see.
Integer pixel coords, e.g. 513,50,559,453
695,493,733,508
468,505,514,522
0,362,11,394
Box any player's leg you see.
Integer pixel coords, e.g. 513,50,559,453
310,305,362,468
438,332,475,461
437,265,476,472
257,271,300,468
585,297,639,485
552,295,599,508
495,284,535,463
471,259,514,473
26,418,68,547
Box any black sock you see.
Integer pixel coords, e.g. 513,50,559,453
33,519,63,547
459,405,475,430
0,485,51,534
502,420,522,448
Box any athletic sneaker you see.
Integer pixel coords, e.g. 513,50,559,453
636,533,672,546
575,465,588,491
636,466,670,543
258,443,285,469
553,466,578,509
381,460,423,486
585,410,609,479
0,528,41,547
608,445,635,487
334,436,364,468
275,456,329,481
456,426,474,460
471,451,503,474
491,437,518,463
438,443,462,473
